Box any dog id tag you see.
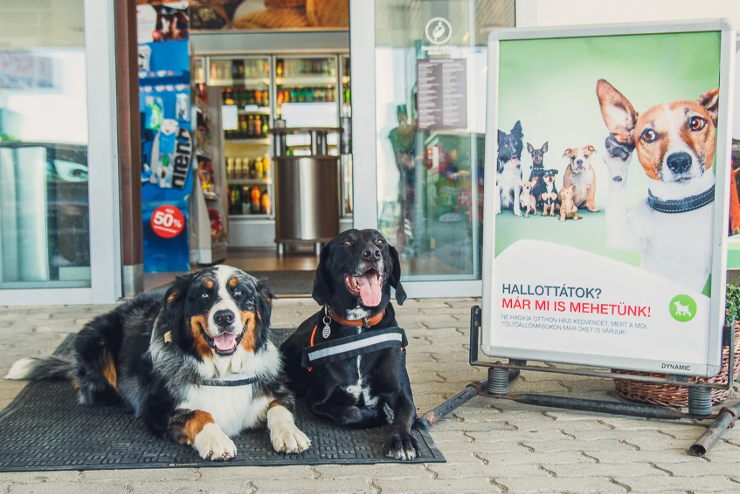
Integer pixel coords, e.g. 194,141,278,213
322,315,331,339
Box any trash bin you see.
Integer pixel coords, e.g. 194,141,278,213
269,126,342,255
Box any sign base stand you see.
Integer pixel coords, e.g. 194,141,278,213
418,306,739,456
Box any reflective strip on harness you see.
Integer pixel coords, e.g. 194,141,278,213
301,326,408,368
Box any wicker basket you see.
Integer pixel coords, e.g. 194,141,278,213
612,323,740,408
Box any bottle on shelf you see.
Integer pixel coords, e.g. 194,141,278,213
240,116,248,138
250,186,261,214
262,116,268,136
247,115,255,137
231,186,241,214
261,189,270,214
262,154,270,179
249,159,257,179
241,186,250,214
226,157,234,179
276,60,283,78
255,157,263,179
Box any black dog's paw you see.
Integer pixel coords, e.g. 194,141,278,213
384,431,420,461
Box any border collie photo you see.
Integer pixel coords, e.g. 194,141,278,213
494,120,524,215
5,266,310,461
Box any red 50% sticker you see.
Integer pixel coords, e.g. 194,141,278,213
151,205,184,239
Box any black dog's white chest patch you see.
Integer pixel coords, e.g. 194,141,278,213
343,356,378,407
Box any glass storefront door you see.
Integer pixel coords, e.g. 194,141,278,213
351,0,514,296
0,0,120,304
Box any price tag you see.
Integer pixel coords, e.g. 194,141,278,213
151,205,185,238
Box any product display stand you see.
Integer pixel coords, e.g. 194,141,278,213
191,85,228,264
419,306,740,456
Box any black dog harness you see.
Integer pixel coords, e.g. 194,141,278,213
647,185,715,213
302,307,406,370
302,326,408,369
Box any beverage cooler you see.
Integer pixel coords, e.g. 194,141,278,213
194,53,352,249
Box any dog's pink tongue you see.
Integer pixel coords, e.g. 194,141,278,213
357,273,382,307
213,333,236,352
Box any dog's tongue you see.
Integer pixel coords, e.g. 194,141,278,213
213,333,236,352
357,272,382,307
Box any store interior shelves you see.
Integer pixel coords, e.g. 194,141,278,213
237,107,271,115
276,76,336,86
228,178,272,185
229,214,273,219
210,77,270,87
224,138,271,145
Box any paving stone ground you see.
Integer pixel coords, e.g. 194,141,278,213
2,298,740,493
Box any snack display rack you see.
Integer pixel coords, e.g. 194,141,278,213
190,84,228,264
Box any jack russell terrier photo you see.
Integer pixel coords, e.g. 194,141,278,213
596,79,719,292
563,146,599,212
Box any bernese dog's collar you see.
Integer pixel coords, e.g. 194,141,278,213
327,306,385,328
202,376,258,387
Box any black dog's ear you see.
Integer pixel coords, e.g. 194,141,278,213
255,278,274,330
312,242,333,306
162,273,194,332
388,245,407,306
526,142,533,153
541,141,548,153
512,120,523,138
497,130,505,145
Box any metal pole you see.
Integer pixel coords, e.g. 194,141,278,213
690,401,740,456
493,393,698,420
418,380,486,429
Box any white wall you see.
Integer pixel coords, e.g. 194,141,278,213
515,0,740,137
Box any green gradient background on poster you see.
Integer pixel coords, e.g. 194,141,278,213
494,32,722,273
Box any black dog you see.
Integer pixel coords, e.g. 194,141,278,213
5,266,310,461
496,121,525,214
280,229,420,460
527,141,549,182
533,169,560,217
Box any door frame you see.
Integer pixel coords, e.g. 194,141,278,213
0,0,122,306
349,0,482,298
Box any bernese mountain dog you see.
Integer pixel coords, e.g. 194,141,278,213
5,266,310,461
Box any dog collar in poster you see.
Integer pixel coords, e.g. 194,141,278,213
301,327,408,368
647,185,715,214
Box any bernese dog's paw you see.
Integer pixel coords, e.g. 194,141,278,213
270,423,311,454
384,431,420,461
267,405,311,454
193,423,237,461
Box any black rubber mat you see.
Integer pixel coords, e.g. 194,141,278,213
0,329,443,472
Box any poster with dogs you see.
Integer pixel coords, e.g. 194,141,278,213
482,22,735,377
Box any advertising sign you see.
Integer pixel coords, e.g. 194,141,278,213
0,53,53,90
138,2,193,273
482,21,735,377
188,0,348,32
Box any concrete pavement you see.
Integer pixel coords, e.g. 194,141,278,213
1,298,740,493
